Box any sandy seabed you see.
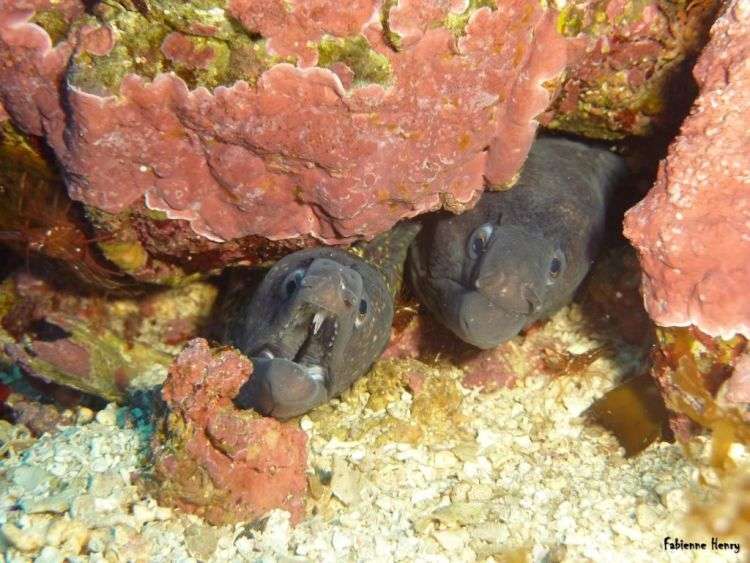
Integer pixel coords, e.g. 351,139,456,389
0,303,744,563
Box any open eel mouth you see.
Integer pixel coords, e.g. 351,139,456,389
240,310,342,419
257,309,340,383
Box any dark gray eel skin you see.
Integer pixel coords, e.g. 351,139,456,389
230,221,420,420
408,135,627,350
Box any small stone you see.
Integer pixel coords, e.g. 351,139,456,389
330,458,362,506
430,502,487,528
21,493,73,515
468,523,509,544
635,503,659,528
235,535,255,557
611,521,642,542
2,522,45,552
185,523,219,560
433,451,459,469
89,470,124,497
331,530,352,553
307,471,330,501
12,465,53,494
452,443,479,462
699,466,722,487
70,495,97,525
132,503,156,524
86,529,108,554
111,524,152,560
95,404,118,426
34,545,63,563
449,483,471,503
467,484,494,502
76,408,95,424
300,416,314,432
58,521,89,554
255,511,291,555
662,489,689,513
432,529,469,552
153,506,173,521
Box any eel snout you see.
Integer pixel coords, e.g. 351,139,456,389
298,257,363,316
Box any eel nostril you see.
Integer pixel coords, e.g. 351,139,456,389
525,287,542,314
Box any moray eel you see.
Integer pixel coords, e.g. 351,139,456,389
230,222,420,419
408,136,627,349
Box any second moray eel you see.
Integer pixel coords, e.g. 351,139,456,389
229,221,420,420
409,136,627,349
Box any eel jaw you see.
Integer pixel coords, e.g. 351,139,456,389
234,356,328,420
240,311,341,419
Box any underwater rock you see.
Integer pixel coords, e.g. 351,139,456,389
624,0,750,340
0,271,216,401
2,0,566,247
547,0,721,139
1,0,720,273
152,339,308,525
0,120,206,287
0,0,83,154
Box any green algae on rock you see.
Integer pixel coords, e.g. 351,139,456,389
443,0,497,37
316,35,393,88
69,1,287,94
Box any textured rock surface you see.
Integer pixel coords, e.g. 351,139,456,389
0,0,83,153
546,0,721,139
0,271,216,401
152,339,308,524
624,0,750,340
1,0,566,245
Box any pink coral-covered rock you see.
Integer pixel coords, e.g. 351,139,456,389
624,0,750,339
153,339,308,525
0,1,83,153
1,0,566,245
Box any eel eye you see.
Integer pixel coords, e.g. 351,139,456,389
283,268,305,297
468,223,494,259
550,258,562,278
355,298,368,328
547,250,565,284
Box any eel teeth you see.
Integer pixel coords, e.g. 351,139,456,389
312,311,326,335
306,365,325,381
